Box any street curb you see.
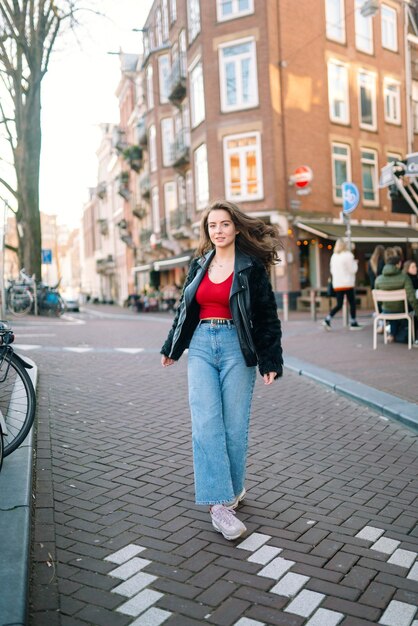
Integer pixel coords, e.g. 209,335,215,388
284,356,418,431
0,355,37,626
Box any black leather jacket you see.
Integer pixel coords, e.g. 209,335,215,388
161,248,283,377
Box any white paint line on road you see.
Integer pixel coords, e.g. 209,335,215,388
64,347,93,353
15,333,56,337
14,344,42,351
115,348,145,354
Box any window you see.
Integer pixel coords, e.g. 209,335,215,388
186,170,194,210
413,81,418,133
151,186,160,233
190,60,205,127
179,30,187,76
143,33,150,58
187,0,201,43
361,149,378,205
155,8,163,47
170,0,177,23
355,0,373,54
219,38,258,112
384,79,401,124
162,0,169,40
358,71,376,130
331,143,351,202
387,152,401,163
158,54,170,103
149,124,157,172
216,0,254,22
194,144,209,209
381,5,397,51
325,0,346,44
328,61,349,124
224,132,263,201
146,64,154,110
161,118,174,166
164,181,178,228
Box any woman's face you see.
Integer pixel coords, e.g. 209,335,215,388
207,209,239,249
408,262,417,275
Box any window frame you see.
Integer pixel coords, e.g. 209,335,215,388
218,36,259,113
189,58,205,128
164,180,178,228
149,124,157,173
355,0,374,55
216,0,254,22
151,186,160,233
187,0,201,43
381,4,398,52
358,70,377,131
194,143,209,210
158,54,170,104
325,0,346,44
161,117,174,167
223,131,264,202
170,0,177,24
331,142,351,204
361,148,379,207
162,0,169,40
328,60,350,125
383,78,401,125
146,64,154,110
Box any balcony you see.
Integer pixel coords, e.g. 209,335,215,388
133,205,147,220
169,206,193,239
136,117,148,147
168,56,187,106
96,181,107,199
97,218,109,236
112,127,128,153
139,227,153,246
139,173,151,198
117,172,130,200
96,255,116,274
122,145,143,173
171,129,190,170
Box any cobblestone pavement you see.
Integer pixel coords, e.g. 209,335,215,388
28,311,418,626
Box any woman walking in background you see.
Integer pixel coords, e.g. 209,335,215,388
161,200,283,541
322,238,362,330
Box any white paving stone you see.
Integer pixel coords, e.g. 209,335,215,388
116,589,163,617
130,607,172,626
237,533,271,552
407,562,418,581
105,544,146,564
305,608,344,626
379,600,417,626
355,526,385,542
370,538,401,555
108,557,151,580
111,572,157,597
248,546,282,565
257,557,295,580
285,590,325,618
270,572,309,598
387,549,417,569
234,619,266,626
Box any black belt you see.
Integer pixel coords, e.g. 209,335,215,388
200,318,234,326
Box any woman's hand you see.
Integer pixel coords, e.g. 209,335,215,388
161,355,176,367
263,372,277,385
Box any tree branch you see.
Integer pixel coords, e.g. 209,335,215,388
0,176,17,199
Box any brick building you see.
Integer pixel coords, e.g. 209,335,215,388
86,0,418,305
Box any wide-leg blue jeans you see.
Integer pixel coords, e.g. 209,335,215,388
187,322,256,505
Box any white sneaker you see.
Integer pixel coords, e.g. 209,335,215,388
226,488,246,510
210,505,247,540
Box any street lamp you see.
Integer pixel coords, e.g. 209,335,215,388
360,0,379,18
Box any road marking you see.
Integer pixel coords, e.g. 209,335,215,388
115,348,145,354
64,347,93,353
14,344,42,351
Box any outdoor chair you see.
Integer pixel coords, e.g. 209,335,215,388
372,289,415,350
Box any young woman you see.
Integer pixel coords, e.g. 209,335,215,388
322,238,362,330
160,201,283,540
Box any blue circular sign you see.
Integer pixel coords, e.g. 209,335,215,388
342,182,360,214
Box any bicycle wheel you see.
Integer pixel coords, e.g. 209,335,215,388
0,427,3,471
0,352,36,456
8,287,33,317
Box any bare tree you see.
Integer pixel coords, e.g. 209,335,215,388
0,1,80,279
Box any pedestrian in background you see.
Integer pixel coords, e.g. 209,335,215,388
161,200,283,541
403,259,418,292
367,245,385,289
322,238,362,330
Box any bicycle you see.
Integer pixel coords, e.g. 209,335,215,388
6,269,34,317
0,321,37,470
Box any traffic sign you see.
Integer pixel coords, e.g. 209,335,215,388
342,182,360,214
292,165,313,188
42,248,52,264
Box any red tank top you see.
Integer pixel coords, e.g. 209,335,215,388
196,271,233,319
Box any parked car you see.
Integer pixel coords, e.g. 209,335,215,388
62,292,80,312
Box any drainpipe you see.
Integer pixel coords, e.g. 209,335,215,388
405,2,413,154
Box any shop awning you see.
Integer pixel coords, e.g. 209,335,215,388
153,251,194,271
132,263,152,273
295,221,418,242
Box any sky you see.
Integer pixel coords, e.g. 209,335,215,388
40,0,153,229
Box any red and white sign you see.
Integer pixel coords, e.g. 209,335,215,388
291,166,313,188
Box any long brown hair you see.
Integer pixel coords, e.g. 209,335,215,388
195,200,283,268
369,245,384,274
